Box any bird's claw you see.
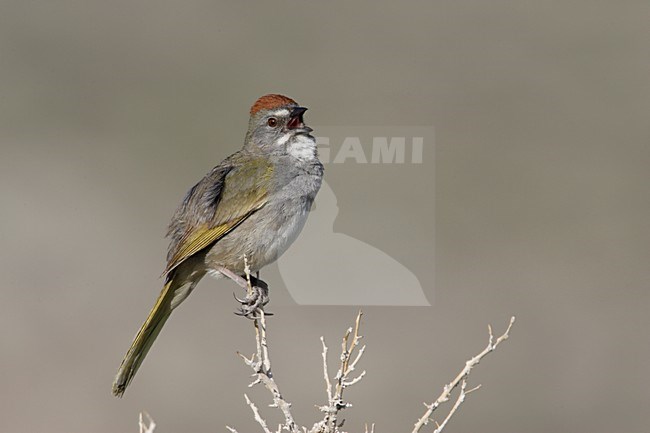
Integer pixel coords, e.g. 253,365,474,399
233,291,247,303
233,283,272,319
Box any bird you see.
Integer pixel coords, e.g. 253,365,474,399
112,94,323,397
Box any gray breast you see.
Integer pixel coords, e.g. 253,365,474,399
205,162,323,274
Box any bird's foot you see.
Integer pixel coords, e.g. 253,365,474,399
233,276,272,319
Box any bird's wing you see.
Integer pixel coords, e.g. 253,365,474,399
164,155,273,276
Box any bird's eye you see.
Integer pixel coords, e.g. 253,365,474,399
267,118,278,127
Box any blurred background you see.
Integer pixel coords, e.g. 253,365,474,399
1,1,649,432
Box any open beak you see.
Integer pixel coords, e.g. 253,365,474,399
286,106,312,133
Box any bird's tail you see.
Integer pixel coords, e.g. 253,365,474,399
112,275,191,397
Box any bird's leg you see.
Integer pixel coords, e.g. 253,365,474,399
217,267,270,318
217,267,249,288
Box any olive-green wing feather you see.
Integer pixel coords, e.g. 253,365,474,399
164,155,273,276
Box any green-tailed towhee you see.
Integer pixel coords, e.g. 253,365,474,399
112,94,323,397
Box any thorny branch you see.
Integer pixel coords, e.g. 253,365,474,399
136,313,515,433
411,316,516,433
227,256,369,433
138,412,155,433
134,257,516,433
311,311,366,433
233,257,298,433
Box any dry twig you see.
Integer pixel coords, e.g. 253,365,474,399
138,412,155,433
231,270,514,433
237,309,298,432
232,259,368,433
233,258,298,433
311,311,366,433
411,316,516,433
138,311,514,433
131,250,515,433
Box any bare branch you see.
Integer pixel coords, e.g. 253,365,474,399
321,337,333,403
411,316,516,433
431,379,469,433
316,310,366,433
138,412,155,433
245,393,273,433
237,260,298,433
231,257,515,433
138,307,514,433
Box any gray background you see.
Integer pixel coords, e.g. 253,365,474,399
1,2,649,433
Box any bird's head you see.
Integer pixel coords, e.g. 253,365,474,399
245,94,316,160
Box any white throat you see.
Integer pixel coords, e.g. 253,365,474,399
284,134,317,162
